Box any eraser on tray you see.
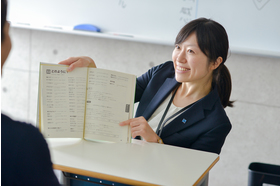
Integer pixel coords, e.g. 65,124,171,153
73,24,101,32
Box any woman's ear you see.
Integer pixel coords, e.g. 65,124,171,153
210,57,223,70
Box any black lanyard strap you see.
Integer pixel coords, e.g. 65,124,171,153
155,86,179,135
155,85,194,137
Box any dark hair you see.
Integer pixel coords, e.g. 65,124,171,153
1,0,7,42
175,17,233,108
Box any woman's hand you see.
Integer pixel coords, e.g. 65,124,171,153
119,116,159,143
59,56,96,72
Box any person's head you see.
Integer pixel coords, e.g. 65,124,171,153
1,0,12,74
173,17,233,108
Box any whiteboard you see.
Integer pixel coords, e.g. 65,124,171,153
197,0,280,57
7,0,280,57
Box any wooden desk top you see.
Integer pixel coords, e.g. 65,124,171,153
47,138,219,186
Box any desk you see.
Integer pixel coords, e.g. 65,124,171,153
47,138,219,186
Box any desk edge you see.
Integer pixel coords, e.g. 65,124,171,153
193,156,220,186
53,164,158,186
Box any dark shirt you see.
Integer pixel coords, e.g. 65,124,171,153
1,114,60,186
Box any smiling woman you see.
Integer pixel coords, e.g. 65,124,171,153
172,32,213,87
173,18,233,108
59,17,233,154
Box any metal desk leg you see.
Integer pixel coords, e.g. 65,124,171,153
198,173,209,186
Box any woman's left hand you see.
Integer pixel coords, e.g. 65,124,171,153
119,116,159,143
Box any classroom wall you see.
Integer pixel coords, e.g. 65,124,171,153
2,27,280,186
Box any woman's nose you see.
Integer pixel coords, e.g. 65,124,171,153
177,50,187,63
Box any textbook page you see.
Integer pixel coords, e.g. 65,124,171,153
39,64,88,138
84,68,135,143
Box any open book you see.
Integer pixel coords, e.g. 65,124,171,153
38,63,136,143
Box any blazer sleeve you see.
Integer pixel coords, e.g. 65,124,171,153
190,122,232,154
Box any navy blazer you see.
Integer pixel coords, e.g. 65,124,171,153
134,61,231,154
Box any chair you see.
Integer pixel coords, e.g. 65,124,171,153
248,162,280,186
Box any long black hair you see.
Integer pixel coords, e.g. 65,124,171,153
175,17,233,108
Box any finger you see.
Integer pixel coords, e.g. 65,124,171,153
119,117,139,126
131,130,141,139
87,58,97,68
67,59,83,72
130,125,142,133
59,58,80,72
119,119,131,126
129,120,142,128
58,57,79,66
68,58,92,72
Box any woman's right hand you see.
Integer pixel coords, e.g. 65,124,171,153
119,116,160,143
58,56,96,72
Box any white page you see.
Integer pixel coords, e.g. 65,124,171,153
40,64,88,138
84,68,135,143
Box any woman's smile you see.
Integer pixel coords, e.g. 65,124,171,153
176,65,190,73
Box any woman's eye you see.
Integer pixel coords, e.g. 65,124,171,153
175,45,180,49
188,49,194,53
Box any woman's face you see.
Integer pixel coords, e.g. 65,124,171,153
172,32,215,84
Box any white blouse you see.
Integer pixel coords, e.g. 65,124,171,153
148,93,183,133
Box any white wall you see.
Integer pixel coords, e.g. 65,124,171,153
1,27,280,185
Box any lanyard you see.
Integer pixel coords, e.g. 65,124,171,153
155,85,194,137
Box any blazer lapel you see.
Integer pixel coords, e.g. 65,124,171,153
160,86,219,138
142,78,179,120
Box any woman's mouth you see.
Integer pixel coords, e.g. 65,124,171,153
176,66,190,71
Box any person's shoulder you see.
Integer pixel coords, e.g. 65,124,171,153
2,113,32,127
1,113,51,166
1,114,60,186
1,113,44,142
210,97,232,127
148,61,174,76
153,61,174,71
197,88,231,126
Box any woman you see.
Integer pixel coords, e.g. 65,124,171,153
60,18,233,154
